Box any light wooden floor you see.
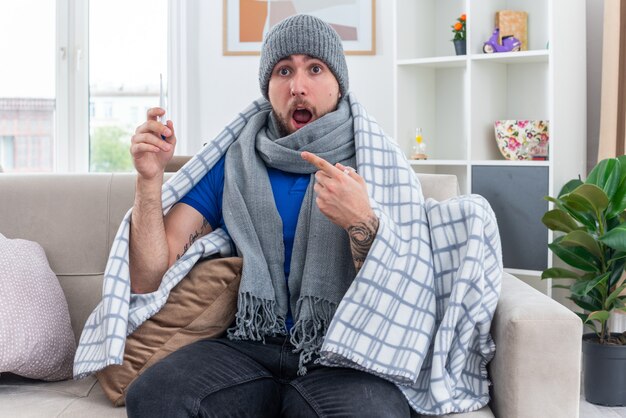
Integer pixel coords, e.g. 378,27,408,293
580,396,626,417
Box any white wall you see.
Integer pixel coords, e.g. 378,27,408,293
183,0,394,153
182,1,603,164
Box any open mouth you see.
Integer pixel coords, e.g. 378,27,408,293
292,108,313,129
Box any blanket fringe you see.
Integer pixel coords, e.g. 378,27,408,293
227,292,286,341
289,296,337,375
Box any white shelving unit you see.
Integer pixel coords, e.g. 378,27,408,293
393,0,587,290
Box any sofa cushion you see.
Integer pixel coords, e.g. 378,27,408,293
0,174,119,276
0,234,76,381
96,256,242,406
415,173,460,201
0,371,493,418
58,273,106,345
0,374,126,418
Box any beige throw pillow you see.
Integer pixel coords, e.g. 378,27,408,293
0,233,76,381
96,256,242,406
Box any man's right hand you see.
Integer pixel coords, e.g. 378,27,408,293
131,107,177,180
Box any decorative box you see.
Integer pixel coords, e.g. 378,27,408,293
496,10,528,51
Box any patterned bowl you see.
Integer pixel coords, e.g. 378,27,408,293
494,120,550,160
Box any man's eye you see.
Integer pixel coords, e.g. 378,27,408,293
311,65,322,74
279,67,290,76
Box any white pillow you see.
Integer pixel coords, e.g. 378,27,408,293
0,233,76,381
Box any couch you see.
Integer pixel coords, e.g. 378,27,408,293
0,172,582,418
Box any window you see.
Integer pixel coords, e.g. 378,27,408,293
0,137,16,171
0,1,56,173
0,0,169,173
88,0,168,172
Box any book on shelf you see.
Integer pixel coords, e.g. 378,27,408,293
496,10,528,51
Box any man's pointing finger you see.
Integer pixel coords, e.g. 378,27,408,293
301,151,342,177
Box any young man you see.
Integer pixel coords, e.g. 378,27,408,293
125,15,411,417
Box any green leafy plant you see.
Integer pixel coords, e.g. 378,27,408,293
542,156,626,344
451,14,466,41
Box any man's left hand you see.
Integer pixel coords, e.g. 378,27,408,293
301,151,376,230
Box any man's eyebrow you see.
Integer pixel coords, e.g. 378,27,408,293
302,56,324,63
275,57,292,66
276,55,321,64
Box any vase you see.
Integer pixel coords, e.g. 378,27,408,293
494,120,550,161
583,333,626,406
453,39,466,55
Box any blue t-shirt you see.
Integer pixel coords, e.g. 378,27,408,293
178,156,227,233
178,156,310,331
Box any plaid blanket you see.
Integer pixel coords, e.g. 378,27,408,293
74,94,502,415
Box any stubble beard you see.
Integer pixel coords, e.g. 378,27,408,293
272,109,294,137
271,95,342,138
270,94,342,138
272,97,317,137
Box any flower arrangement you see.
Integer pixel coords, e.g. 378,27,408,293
451,14,466,41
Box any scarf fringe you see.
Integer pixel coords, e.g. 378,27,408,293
289,296,337,375
227,292,286,341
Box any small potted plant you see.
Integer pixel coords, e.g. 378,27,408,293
451,14,466,55
541,156,626,406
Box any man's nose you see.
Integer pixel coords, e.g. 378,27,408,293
290,71,307,96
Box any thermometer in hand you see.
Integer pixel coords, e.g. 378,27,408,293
159,73,166,140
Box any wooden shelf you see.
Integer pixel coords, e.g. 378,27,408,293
470,49,549,64
396,56,467,68
409,159,467,166
470,160,550,167
504,268,546,277
396,50,549,67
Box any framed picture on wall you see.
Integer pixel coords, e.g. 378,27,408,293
223,0,376,56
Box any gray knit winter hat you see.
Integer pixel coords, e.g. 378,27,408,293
259,14,349,100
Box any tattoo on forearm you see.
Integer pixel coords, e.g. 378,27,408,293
347,215,379,272
175,219,210,261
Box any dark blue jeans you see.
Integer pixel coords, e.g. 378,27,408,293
125,336,410,417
